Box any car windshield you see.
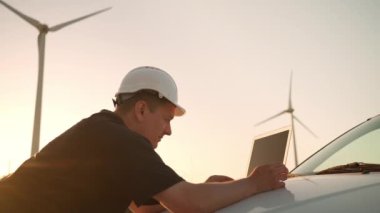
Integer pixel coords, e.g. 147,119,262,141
292,115,380,175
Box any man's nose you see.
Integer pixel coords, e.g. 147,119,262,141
165,124,172,136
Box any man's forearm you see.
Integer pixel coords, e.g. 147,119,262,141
155,164,288,213
156,179,260,213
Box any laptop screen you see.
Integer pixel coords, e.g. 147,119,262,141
247,127,291,176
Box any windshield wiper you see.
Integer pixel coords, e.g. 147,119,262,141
316,162,380,175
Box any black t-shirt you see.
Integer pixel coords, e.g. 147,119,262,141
0,110,183,213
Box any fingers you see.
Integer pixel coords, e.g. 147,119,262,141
268,163,289,181
271,163,289,174
251,163,288,178
274,180,285,189
279,172,288,181
249,163,289,193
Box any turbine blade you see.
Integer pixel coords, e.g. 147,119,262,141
255,110,288,126
293,115,318,138
0,0,41,28
288,70,293,109
49,7,111,32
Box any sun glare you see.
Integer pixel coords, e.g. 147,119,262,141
0,109,32,177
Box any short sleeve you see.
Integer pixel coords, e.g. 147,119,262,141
117,136,184,206
91,112,185,207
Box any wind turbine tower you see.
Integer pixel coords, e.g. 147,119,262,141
255,72,317,166
0,0,111,156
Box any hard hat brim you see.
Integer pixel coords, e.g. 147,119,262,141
174,105,186,116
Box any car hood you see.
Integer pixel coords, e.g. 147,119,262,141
218,173,380,213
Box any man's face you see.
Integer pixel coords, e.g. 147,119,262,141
139,102,175,149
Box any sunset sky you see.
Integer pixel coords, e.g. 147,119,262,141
1,0,379,182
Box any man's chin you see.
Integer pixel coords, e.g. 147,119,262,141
152,142,159,149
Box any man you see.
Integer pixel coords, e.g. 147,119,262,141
0,66,288,213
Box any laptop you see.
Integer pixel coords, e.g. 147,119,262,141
247,126,292,176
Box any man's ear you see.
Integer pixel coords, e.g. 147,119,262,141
134,100,147,121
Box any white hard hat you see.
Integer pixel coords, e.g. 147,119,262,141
116,66,185,116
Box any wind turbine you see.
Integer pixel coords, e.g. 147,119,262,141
0,0,111,156
255,72,317,166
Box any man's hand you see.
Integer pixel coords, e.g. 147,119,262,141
248,163,288,194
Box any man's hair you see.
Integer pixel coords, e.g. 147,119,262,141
114,90,170,113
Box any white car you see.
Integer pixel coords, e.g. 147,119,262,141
219,114,380,213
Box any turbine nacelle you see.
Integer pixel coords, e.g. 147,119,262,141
286,108,294,114
38,24,49,33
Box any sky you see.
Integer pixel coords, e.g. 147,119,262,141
0,0,379,182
